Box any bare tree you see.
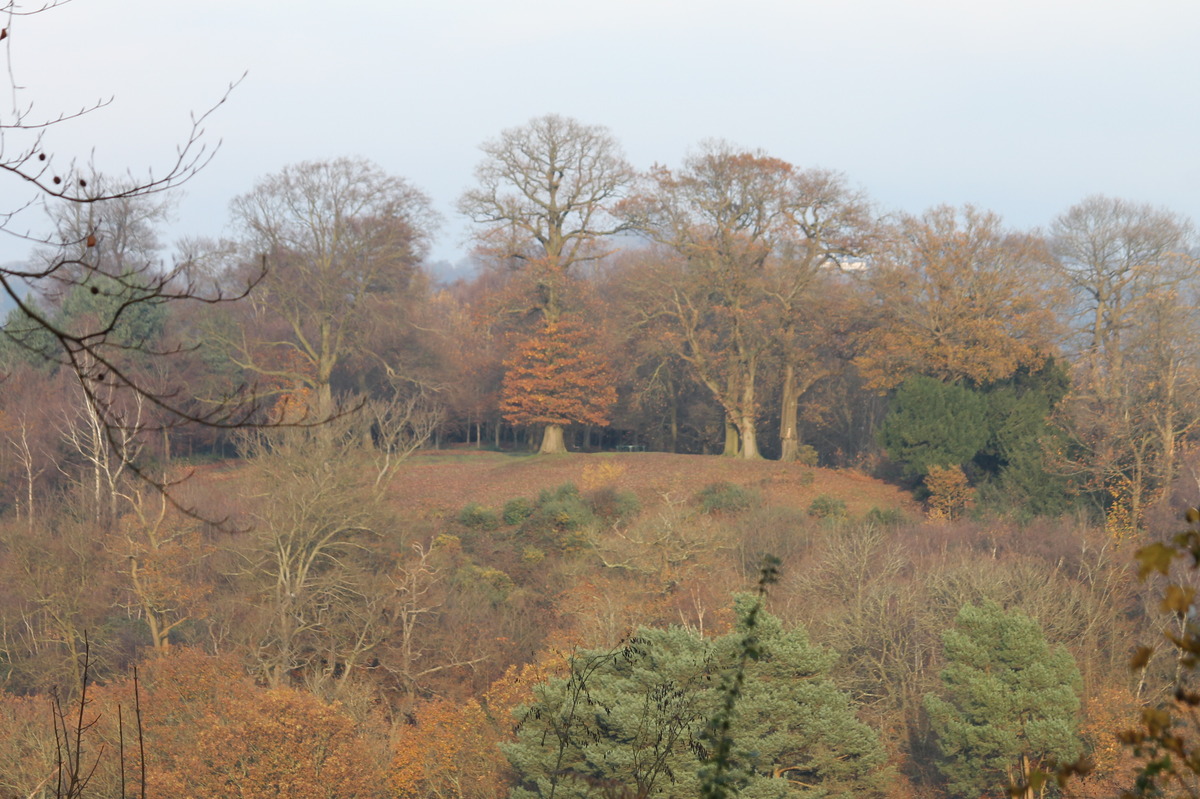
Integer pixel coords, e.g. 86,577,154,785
0,2,252,497
459,113,634,322
1050,195,1199,519
1052,195,1196,391
622,143,815,459
232,395,438,691
226,157,438,421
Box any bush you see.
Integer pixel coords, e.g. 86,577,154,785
455,564,515,605
808,495,848,520
539,482,582,504
503,496,536,525
863,506,908,527
925,465,975,520
696,482,759,515
794,444,819,467
731,507,814,570
458,503,501,531
522,486,597,551
587,486,642,522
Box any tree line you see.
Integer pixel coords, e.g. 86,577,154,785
5,113,1196,523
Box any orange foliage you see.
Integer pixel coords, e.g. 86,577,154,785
1066,683,1144,799
924,465,975,520
500,317,617,428
482,660,559,726
391,697,511,799
161,688,385,799
857,205,1061,391
92,649,388,799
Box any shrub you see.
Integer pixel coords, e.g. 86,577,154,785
581,459,627,490
863,506,908,527
794,444,819,467
587,486,642,522
808,494,848,520
925,465,975,520
696,482,759,515
539,482,582,504
456,565,515,605
731,507,814,570
458,503,501,531
503,496,536,525
522,488,597,551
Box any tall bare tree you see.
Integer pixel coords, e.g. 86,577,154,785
458,113,634,323
765,168,874,461
1051,196,1199,519
228,157,438,421
623,143,853,460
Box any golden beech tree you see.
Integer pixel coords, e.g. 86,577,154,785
500,318,617,454
856,205,1063,391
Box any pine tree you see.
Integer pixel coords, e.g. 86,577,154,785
505,602,887,799
878,376,988,478
925,600,1082,799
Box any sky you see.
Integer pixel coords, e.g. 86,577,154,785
3,0,1198,273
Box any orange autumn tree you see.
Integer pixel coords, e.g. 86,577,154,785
90,649,389,799
391,697,511,799
856,205,1063,391
500,318,617,454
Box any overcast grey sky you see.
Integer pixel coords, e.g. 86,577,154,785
5,0,1198,270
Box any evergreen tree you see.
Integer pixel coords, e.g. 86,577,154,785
925,600,1082,799
506,602,886,799
0,301,58,369
718,598,888,799
0,273,167,372
880,364,1071,514
878,376,988,478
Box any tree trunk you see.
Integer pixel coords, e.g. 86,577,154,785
779,363,800,462
723,421,739,457
668,397,679,453
539,424,568,454
737,375,762,460
738,413,762,460
316,380,335,423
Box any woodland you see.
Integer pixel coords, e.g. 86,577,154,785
2,29,1200,798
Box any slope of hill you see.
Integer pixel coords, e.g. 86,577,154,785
388,449,918,519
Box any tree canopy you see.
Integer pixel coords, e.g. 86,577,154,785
506,600,887,799
925,600,1082,799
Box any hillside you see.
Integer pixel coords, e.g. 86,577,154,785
387,448,920,519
